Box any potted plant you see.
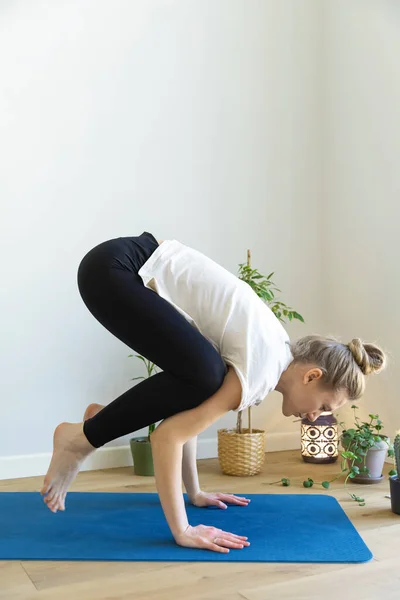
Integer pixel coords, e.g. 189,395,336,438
217,249,304,477
389,430,400,515
340,405,394,484
128,354,159,476
270,411,396,506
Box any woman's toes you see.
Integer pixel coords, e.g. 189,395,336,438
48,494,60,510
44,488,56,504
54,496,63,511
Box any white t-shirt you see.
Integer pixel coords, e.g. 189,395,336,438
138,239,293,412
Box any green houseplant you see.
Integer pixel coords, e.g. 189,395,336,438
128,354,159,476
217,249,304,477
390,431,400,514
340,406,394,485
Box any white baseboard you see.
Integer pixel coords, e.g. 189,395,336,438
0,446,134,481
0,432,308,481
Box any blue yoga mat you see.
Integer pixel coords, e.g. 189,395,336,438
0,492,372,563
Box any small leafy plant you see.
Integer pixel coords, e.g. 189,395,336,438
128,354,159,439
339,405,395,488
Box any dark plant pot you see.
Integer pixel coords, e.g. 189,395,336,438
130,436,154,476
390,476,400,515
341,435,389,484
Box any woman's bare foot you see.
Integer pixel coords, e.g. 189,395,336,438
40,422,95,513
83,403,105,421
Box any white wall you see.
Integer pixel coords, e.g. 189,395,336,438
323,0,400,439
0,0,322,477
7,1,397,480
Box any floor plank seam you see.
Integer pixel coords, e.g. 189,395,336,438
20,561,39,591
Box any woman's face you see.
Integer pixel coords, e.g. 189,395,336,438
280,365,348,421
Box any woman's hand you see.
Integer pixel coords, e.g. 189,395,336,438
190,491,251,510
175,524,250,553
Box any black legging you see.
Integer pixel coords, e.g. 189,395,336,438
77,232,227,448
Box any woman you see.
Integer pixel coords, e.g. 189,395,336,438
41,231,386,554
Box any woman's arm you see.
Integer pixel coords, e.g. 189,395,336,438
150,366,242,540
182,436,201,502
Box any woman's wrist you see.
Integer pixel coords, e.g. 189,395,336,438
150,432,191,540
182,436,201,501
187,489,201,503
174,523,191,540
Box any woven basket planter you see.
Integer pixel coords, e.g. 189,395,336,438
217,427,266,476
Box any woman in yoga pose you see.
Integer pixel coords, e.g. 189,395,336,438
41,232,386,553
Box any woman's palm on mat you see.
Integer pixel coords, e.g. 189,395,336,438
177,492,251,553
190,491,251,510
175,524,250,553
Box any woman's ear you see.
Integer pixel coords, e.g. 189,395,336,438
304,368,323,384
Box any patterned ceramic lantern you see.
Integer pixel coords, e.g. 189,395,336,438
301,412,339,464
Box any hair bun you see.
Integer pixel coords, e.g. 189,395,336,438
347,338,387,375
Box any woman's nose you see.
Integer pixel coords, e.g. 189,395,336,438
307,412,320,422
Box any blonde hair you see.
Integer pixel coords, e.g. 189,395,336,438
290,335,387,400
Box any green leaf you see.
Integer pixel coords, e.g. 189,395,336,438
322,481,330,489
261,291,273,302
350,493,365,503
341,450,357,460
135,355,147,364
281,478,291,486
388,469,397,477
131,376,145,381
345,428,357,437
292,311,305,323
303,478,314,488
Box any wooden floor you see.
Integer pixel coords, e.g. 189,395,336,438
1,450,399,600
